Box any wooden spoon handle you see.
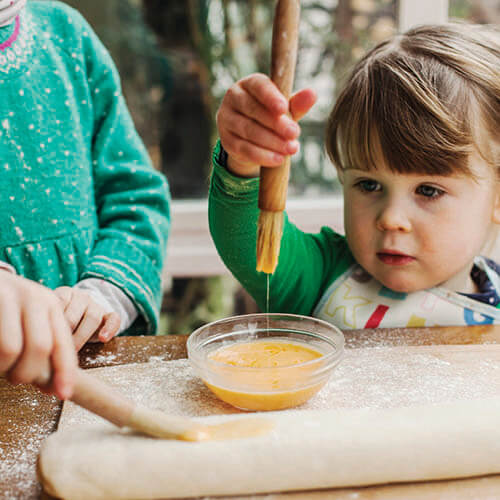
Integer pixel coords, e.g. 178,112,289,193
70,369,202,439
37,368,272,441
258,0,300,212
70,368,135,428
34,366,136,428
35,366,186,434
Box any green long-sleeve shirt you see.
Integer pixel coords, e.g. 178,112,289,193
0,2,170,333
210,143,500,328
209,142,354,315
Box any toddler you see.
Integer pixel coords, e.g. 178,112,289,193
0,0,170,398
210,22,500,330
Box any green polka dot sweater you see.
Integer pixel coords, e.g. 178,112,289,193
0,1,171,334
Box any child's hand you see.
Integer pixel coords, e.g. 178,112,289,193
54,287,121,351
216,73,317,178
0,273,77,400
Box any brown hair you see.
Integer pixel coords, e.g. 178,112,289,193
326,23,500,178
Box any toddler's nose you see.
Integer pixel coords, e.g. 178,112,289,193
376,202,411,233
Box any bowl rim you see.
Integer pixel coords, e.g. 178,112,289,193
187,312,345,372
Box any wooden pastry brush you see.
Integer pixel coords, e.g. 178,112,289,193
256,0,301,274
33,367,273,442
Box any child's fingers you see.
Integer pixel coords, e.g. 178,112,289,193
222,109,299,157
98,312,121,343
49,307,77,400
240,73,288,114
54,286,72,309
223,130,286,167
63,291,90,332
0,304,23,374
32,358,53,395
8,306,53,385
85,333,101,343
72,301,103,351
222,85,299,140
289,88,317,122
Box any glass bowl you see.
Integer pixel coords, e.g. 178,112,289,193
187,313,344,411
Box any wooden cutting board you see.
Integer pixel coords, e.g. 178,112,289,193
51,345,500,499
59,344,500,428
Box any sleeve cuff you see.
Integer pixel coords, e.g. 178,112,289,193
75,278,139,333
212,140,260,197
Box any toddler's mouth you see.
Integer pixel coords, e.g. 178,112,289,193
376,251,415,266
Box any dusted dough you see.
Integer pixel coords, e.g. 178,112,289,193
38,348,500,499
39,397,500,500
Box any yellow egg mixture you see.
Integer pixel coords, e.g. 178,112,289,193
204,339,326,411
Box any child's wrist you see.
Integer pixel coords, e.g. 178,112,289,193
227,156,260,178
218,143,260,178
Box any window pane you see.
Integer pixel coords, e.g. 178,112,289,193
56,0,398,199
207,0,399,197
449,0,500,23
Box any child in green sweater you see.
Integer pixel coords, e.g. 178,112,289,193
0,1,170,399
211,23,500,330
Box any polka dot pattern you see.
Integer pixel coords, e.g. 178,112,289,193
0,2,171,334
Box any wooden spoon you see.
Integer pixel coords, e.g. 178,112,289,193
40,367,273,442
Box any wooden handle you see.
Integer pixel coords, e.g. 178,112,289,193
70,369,135,428
36,368,217,440
258,0,300,212
70,369,201,439
69,370,270,441
33,367,272,441
34,366,136,429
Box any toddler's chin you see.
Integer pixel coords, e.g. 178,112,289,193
376,275,425,294
357,258,430,293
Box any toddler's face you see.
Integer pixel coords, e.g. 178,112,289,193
341,155,500,293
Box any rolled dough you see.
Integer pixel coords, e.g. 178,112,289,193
39,398,500,499
38,346,500,499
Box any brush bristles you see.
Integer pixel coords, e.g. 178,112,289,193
256,210,284,274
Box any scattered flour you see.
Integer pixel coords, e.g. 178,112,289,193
83,353,118,366
0,387,58,499
6,345,499,497
60,346,500,429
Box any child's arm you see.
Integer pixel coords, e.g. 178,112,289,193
0,272,77,400
72,11,171,334
210,74,354,314
209,145,354,315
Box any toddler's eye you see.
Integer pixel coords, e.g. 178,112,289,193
416,184,444,198
356,179,380,192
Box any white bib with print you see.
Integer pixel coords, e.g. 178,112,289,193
313,258,500,329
